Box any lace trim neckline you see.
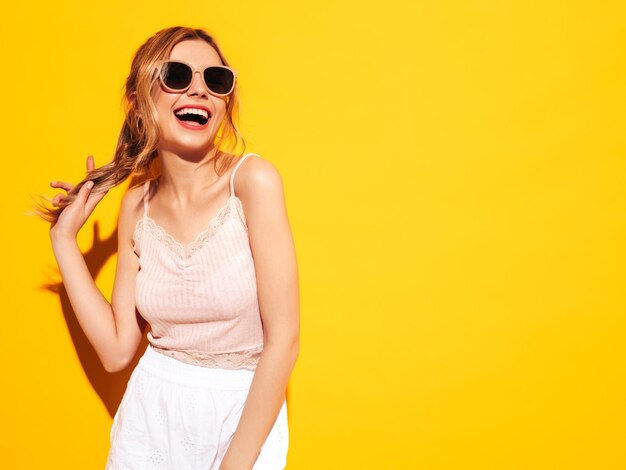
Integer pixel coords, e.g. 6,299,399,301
133,195,247,259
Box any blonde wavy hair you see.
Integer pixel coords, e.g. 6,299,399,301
33,25,246,223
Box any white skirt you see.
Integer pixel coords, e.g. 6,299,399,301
105,344,289,469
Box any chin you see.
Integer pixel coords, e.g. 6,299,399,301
176,142,214,156
162,131,216,153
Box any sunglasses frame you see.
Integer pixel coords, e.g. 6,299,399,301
155,59,238,97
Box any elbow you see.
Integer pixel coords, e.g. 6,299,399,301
288,332,300,355
271,336,299,356
288,339,299,367
104,361,122,374
103,354,130,374
263,337,299,363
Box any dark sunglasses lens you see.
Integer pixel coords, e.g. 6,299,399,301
162,62,192,90
204,67,235,95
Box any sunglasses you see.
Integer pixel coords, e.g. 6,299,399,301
156,59,237,96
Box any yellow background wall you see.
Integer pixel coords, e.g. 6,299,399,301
2,1,624,468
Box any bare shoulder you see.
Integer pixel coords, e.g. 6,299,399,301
121,182,145,217
233,154,285,202
118,181,147,244
233,154,290,241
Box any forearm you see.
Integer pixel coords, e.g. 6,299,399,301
50,234,119,371
223,341,298,469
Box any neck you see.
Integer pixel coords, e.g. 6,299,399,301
155,147,224,205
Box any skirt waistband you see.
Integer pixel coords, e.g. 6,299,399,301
136,344,255,390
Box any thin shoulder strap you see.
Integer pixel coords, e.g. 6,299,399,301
142,180,150,217
229,153,257,197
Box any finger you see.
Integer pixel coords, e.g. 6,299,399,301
52,193,66,206
50,181,74,191
86,155,95,172
85,187,109,214
78,180,95,206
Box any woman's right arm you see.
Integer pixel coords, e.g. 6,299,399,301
50,185,146,373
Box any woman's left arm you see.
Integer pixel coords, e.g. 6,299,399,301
219,156,300,470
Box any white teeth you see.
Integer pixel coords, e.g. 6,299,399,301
175,108,209,119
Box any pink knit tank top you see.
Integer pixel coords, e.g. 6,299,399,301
132,153,264,370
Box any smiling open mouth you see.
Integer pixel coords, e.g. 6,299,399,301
174,107,211,126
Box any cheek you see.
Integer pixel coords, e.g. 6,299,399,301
156,106,171,128
212,102,228,125
151,91,174,125
154,99,170,118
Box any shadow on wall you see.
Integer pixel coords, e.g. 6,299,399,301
39,173,150,418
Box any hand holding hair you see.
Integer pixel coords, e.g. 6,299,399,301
48,155,108,241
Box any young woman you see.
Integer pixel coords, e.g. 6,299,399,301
37,26,299,469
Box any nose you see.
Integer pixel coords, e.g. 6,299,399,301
187,70,208,98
